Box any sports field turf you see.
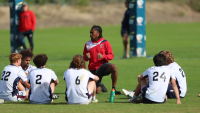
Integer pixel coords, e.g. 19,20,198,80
0,23,200,112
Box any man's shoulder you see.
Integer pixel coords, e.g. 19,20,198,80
28,10,34,13
168,62,180,69
31,68,54,74
27,10,35,15
146,66,156,71
86,40,92,44
29,65,37,69
146,66,170,72
43,68,53,72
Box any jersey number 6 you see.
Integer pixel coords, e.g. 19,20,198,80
75,76,80,85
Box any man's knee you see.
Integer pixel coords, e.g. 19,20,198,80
108,64,117,73
123,33,128,39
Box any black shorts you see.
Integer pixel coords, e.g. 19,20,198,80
90,63,111,87
121,28,129,37
142,86,165,104
166,85,183,99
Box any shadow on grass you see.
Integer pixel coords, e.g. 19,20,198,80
118,97,130,99
4,101,130,105
4,101,68,105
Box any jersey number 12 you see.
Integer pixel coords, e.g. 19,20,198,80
1,71,11,81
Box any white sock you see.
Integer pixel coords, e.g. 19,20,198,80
92,96,96,100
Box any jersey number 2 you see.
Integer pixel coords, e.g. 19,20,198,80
179,68,185,77
153,72,166,82
36,75,42,84
1,71,11,81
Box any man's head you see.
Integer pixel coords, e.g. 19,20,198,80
22,2,28,12
153,54,166,66
19,49,34,68
9,53,22,66
125,0,129,8
33,54,48,68
90,25,103,41
159,50,174,65
69,55,86,69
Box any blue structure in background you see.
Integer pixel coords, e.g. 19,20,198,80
129,0,146,57
9,0,25,53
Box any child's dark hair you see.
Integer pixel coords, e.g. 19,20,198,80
19,49,34,59
153,54,166,66
33,54,48,68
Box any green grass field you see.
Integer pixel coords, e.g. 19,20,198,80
0,23,200,112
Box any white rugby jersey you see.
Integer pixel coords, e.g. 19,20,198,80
0,65,27,98
142,66,176,102
63,68,94,104
168,62,187,97
18,64,36,73
28,68,57,104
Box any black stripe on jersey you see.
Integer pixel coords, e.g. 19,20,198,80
176,79,180,89
65,88,68,102
143,75,148,78
12,77,20,96
101,40,107,43
28,89,31,101
49,85,52,100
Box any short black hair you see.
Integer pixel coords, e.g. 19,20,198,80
91,25,103,38
33,54,48,68
153,54,166,66
19,49,34,59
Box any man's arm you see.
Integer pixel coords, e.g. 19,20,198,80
171,79,181,104
103,41,114,62
93,75,99,82
23,80,30,89
31,11,36,31
53,78,59,86
138,74,146,83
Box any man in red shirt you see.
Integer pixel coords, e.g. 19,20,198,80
17,2,36,51
83,25,121,94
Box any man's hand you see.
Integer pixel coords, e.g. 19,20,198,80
97,53,103,59
85,53,90,59
177,99,181,104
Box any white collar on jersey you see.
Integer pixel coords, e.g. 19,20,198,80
86,40,105,51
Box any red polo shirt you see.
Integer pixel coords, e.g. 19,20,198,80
83,37,114,70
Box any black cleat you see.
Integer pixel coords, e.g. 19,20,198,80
115,90,121,95
99,83,108,92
